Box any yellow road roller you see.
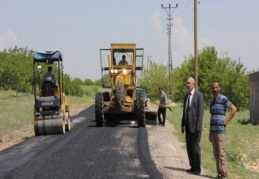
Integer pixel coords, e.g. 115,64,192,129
32,51,70,135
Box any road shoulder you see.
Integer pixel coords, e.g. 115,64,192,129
147,121,210,179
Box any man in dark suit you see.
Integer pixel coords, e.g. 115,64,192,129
181,76,204,175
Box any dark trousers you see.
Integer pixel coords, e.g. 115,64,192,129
157,107,166,125
185,127,201,171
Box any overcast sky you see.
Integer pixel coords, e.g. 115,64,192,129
0,0,258,80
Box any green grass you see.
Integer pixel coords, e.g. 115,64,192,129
80,85,100,96
167,105,259,178
0,87,97,135
0,91,34,133
1,89,259,178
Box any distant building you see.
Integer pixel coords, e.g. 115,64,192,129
249,71,259,124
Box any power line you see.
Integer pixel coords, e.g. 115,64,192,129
177,0,191,15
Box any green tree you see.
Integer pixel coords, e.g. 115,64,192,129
72,77,84,86
84,78,94,86
63,74,73,95
95,74,110,87
172,46,249,109
0,47,33,92
0,47,87,97
141,61,168,100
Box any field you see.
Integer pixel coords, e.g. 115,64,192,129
0,88,96,151
1,90,259,178
167,104,259,179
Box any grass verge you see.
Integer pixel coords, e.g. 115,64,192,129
0,89,96,151
167,105,259,178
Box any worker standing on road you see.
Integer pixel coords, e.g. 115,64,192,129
157,86,167,126
181,76,204,175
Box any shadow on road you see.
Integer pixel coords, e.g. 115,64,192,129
73,105,158,128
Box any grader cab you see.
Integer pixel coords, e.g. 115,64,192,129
95,43,146,127
32,51,70,135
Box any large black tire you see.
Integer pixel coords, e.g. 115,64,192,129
137,94,146,128
95,92,104,127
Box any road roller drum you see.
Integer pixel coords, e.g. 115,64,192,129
34,118,65,136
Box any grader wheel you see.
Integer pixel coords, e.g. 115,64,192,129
95,92,105,127
137,96,146,128
34,118,65,135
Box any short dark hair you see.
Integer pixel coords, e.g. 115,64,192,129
48,66,52,72
212,80,220,86
122,55,126,59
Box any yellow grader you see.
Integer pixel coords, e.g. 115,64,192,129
32,51,70,135
96,43,150,127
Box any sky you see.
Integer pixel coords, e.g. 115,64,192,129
0,0,258,80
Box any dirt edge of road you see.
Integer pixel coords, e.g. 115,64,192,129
147,121,211,179
0,104,86,151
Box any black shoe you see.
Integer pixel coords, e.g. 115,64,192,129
215,174,221,179
193,170,201,175
186,168,194,173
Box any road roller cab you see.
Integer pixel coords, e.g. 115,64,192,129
32,51,70,136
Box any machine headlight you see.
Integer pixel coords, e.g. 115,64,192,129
39,107,42,112
111,69,118,73
122,69,127,74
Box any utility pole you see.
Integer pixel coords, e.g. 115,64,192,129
194,0,198,89
161,3,178,102
146,55,151,71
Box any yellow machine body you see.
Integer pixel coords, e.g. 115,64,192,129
33,51,71,135
95,43,146,127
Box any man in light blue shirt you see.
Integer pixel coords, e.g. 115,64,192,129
209,80,237,179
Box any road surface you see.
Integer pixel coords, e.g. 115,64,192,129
0,106,162,179
0,104,212,179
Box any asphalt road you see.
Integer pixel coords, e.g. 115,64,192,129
0,105,162,179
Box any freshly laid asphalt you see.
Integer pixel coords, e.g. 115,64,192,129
0,104,213,179
0,106,162,179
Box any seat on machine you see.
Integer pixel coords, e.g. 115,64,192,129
42,81,56,97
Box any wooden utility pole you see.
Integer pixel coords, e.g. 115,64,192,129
146,55,151,71
194,0,198,89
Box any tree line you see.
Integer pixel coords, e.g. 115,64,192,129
141,46,251,110
0,47,97,96
0,46,252,109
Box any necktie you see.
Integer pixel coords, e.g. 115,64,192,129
186,92,191,111
185,92,191,124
